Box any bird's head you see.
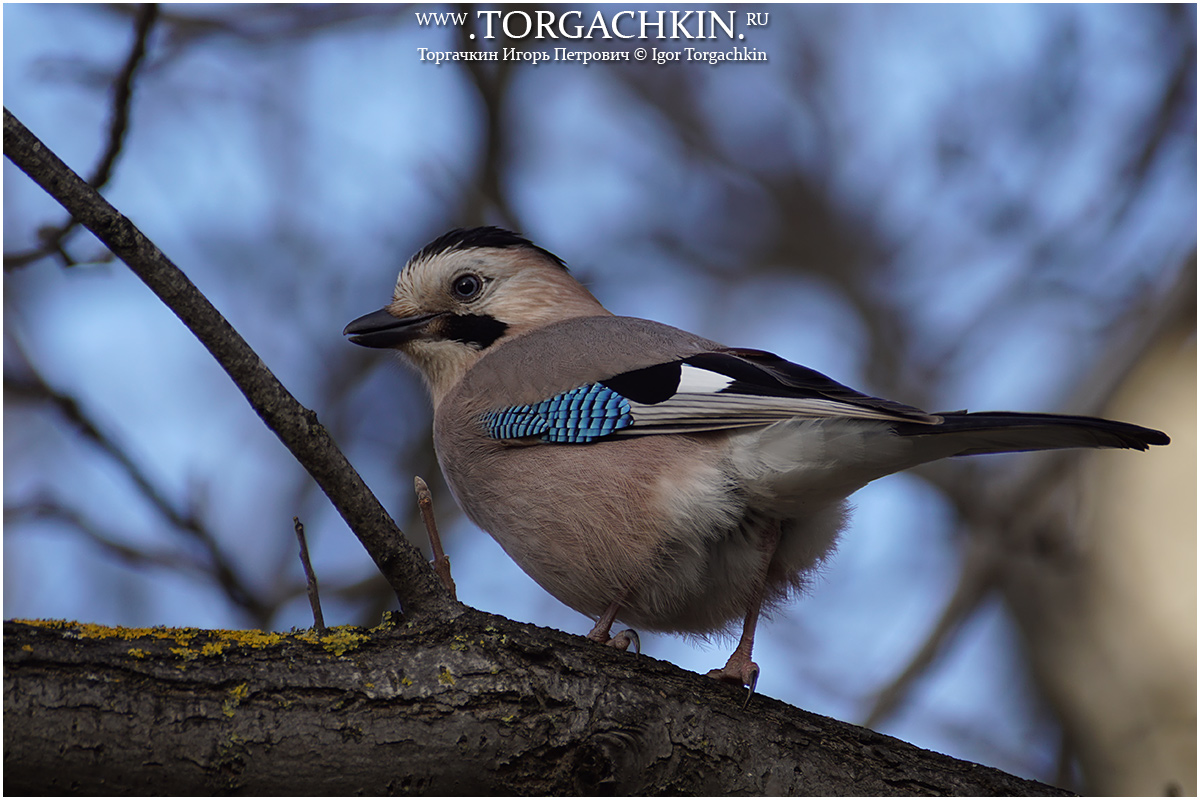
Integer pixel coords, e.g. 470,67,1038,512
344,227,610,401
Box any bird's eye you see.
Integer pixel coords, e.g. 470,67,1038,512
451,273,484,301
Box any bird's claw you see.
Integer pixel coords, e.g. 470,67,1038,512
707,658,760,707
587,627,640,654
608,628,640,654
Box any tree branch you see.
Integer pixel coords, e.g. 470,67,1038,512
4,618,1070,795
3,107,456,620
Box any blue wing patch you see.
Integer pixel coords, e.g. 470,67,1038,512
481,383,633,443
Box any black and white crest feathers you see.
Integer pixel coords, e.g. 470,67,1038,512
411,227,569,271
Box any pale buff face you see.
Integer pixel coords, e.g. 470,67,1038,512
388,245,611,402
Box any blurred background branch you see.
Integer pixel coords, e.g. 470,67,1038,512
4,3,158,270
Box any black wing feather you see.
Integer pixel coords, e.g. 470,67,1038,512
600,362,682,404
685,349,940,422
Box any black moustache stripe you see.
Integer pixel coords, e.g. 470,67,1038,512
439,314,510,349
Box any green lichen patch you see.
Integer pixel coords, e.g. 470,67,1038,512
12,619,372,661
222,682,250,717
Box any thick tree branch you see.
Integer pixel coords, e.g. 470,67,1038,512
3,108,455,620
4,618,1070,795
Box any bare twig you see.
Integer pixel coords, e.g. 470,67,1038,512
5,498,210,578
415,476,456,600
864,534,1001,728
108,4,411,49
456,18,521,229
5,3,159,271
3,108,457,619
292,516,326,634
4,342,272,623
90,3,159,188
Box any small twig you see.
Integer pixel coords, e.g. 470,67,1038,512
5,3,159,271
415,476,456,600
4,339,272,624
90,3,159,189
864,535,1000,728
292,517,325,634
5,498,210,577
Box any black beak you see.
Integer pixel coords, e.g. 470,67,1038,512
343,308,439,348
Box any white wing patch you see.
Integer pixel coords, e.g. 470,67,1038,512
676,363,735,394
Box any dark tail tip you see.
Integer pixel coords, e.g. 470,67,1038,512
901,411,1170,455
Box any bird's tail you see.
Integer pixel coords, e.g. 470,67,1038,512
728,412,1167,517
893,411,1169,456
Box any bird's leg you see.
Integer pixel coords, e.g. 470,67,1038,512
586,594,640,653
707,521,782,697
586,599,621,642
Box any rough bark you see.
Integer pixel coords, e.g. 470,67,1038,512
5,617,1069,796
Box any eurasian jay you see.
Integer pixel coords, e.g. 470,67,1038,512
344,226,1169,691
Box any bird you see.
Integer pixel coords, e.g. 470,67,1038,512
344,226,1169,692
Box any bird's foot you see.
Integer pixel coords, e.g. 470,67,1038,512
585,598,640,653
707,653,760,706
586,626,640,654
608,628,640,654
